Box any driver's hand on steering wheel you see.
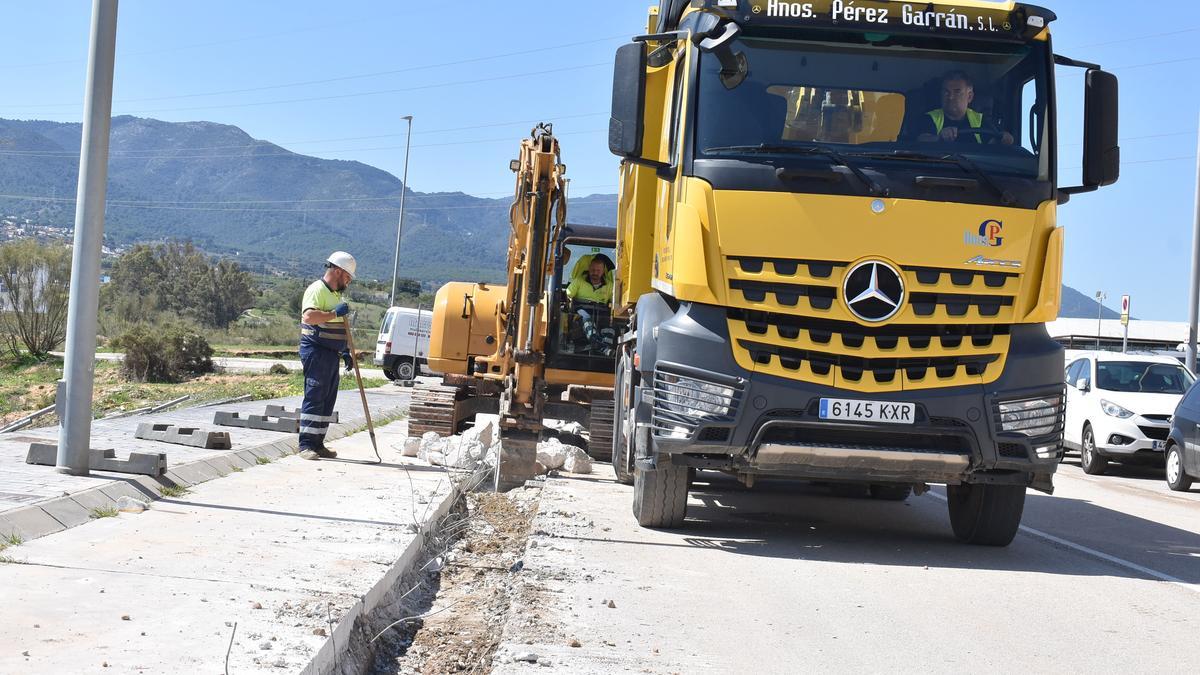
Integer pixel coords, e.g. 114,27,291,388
939,127,959,142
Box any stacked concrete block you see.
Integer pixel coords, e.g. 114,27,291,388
25,443,167,477
213,411,299,433
135,423,232,450
263,405,338,424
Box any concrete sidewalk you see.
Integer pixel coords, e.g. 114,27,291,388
0,385,411,543
0,422,456,674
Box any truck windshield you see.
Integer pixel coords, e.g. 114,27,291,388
695,34,1051,181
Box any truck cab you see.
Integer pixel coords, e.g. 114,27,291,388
608,0,1120,544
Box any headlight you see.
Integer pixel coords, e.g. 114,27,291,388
656,372,736,418
1100,399,1135,419
997,396,1062,437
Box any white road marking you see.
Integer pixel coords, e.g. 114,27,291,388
927,491,1200,596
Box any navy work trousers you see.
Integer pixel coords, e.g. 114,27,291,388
299,341,340,449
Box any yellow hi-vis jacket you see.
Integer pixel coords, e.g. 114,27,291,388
927,108,984,143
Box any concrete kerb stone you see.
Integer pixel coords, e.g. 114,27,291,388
0,506,65,541
200,454,239,477
38,497,94,530
299,483,459,675
1,401,407,546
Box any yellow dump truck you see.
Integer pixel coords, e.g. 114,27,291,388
607,0,1120,544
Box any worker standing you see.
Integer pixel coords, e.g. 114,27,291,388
297,251,357,460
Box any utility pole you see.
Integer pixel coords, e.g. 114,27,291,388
1188,111,1200,373
389,115,414,308
1094,290,1106,350
57,0,119,476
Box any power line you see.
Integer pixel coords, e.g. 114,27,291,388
0,128,608,162
10,35,627,109
0,113,610,157
0,12,408,71
0,184,617,208
1063,27,1200,51
0,62,609,117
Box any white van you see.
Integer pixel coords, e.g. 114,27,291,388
374,307,432,381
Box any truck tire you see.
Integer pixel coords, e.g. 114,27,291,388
1080,424,1108,476
947,483,1026,546
869,484,912,501
632,460,689,528
611,352,635,485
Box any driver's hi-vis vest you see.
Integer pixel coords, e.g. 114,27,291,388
927,108,983,143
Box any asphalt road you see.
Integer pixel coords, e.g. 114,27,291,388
496,456,1200,673
84,352,389,379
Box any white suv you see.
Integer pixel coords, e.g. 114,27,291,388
1064,352,1195,475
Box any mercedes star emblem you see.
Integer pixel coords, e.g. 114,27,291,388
843,260,905,323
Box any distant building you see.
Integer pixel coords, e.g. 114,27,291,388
1048,318,1188,353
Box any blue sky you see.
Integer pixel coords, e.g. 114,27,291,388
0,1,1197,320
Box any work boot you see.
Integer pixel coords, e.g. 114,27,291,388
299,446,337,460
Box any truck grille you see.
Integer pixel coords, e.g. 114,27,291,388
725,256,1017,393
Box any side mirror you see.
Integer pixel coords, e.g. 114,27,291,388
608,43,647,159
1082,70,1120,189
1077,379,1091,393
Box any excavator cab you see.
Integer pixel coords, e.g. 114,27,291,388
546,224,621,373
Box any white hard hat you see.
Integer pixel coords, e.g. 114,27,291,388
326,251,357,279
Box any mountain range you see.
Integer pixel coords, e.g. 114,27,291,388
0,115,1121,319
0,116,616,284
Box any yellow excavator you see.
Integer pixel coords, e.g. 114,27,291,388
411,124,620,489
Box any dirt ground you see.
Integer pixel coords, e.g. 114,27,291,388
370,486,541,674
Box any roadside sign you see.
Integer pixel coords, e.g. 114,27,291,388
1120,295,1130,326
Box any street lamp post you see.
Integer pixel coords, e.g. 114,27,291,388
389,115,414,308
1095,290,1107,350
57,0,119,476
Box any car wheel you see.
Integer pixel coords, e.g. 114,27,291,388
395,358,416,381
1165,444,1194,492
1080,424,1109,476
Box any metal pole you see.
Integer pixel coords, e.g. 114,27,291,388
1122,323,1128,354
1188,112,1200,373
1095,291,1105,350
56,0,119,476
389,115,414,307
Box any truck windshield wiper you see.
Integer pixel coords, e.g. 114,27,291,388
705,144,887,197
848,150,1014,206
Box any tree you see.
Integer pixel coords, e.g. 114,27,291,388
0,240,72,359
105,241,259,329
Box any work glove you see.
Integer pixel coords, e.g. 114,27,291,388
342,351,354,372
333,302,350,317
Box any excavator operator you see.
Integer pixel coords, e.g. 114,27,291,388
566,255,614,304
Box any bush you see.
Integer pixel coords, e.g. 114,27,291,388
115,323,214,383
268,363,289,375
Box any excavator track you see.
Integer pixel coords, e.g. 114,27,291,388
587,399,615,462
407,382,463,437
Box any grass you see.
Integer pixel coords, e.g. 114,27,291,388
255,456,272,465
0,354,387,429
0,532,21,550
231,466,243,473
158,485,189,498
89,506,118,519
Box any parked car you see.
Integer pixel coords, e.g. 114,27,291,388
1165,383,1200,491
374,307,431,381
1063,352,1195,475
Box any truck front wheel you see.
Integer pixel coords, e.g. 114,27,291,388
946,483,1026,546
632,459,689,529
